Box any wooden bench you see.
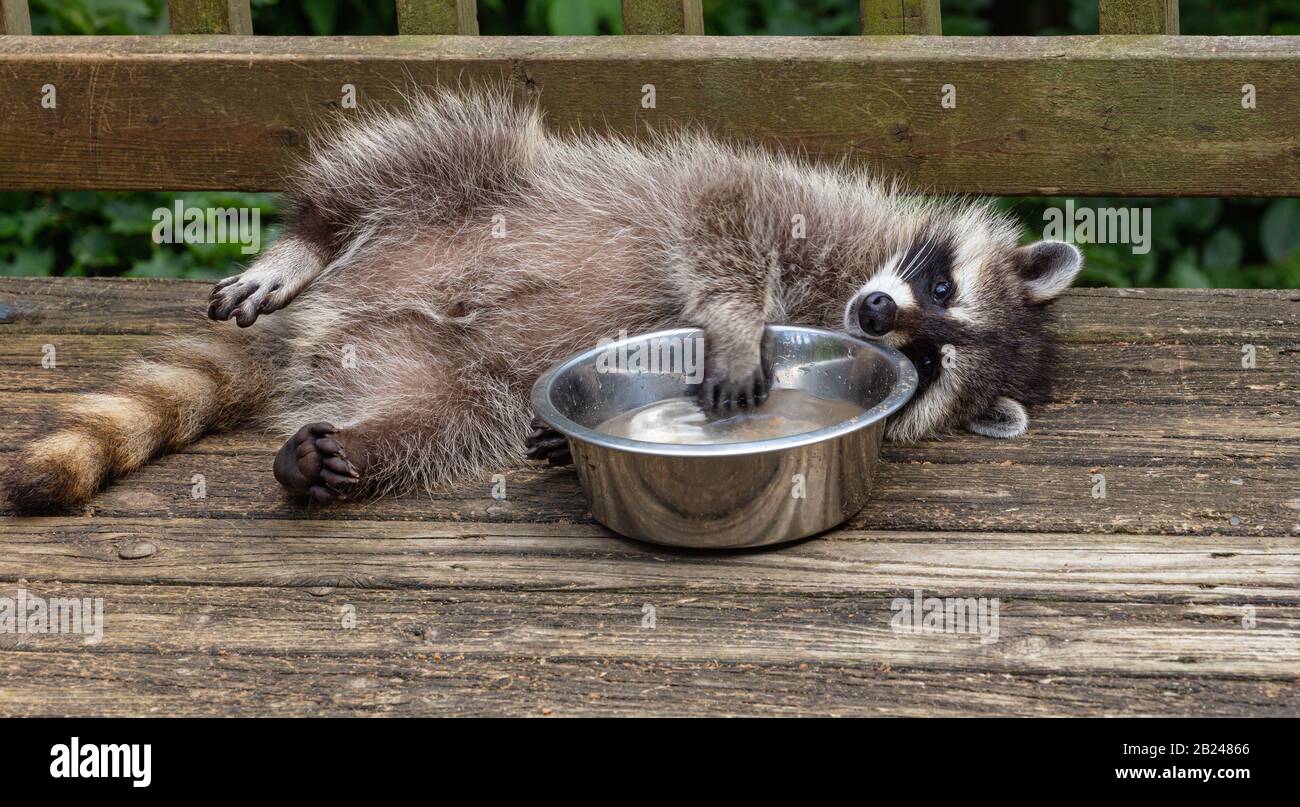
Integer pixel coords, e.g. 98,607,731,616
0,1,1297,715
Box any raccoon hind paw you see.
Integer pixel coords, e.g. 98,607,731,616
525,417,572,466
274,422,362,504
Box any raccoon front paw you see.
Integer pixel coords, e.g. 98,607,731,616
525,416,572,466
208,271,294,328
698,361,771,415
274,422,362,504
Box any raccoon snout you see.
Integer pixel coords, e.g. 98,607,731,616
856,291,897,336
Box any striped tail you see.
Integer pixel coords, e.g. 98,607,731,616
2,325,271,513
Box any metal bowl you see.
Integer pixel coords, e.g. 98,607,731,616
531,325,917,549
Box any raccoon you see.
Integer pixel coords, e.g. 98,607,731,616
2,88,1082,512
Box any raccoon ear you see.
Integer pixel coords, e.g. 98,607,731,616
1014,240,1083,304
966,396,1029,439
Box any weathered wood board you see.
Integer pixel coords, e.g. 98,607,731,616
621,0,704,35
1099,0,1179,35
0,278,1297,716
2,36,1300,194
395,0,479,35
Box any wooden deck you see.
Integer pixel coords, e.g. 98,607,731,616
0,277,1296,716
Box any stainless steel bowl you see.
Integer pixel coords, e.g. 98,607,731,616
531,325,917,549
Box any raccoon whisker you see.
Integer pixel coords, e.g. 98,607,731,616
901,236,934,283
912,237,942,283
899,235,934,284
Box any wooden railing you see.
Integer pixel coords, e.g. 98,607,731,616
0,1,1296,196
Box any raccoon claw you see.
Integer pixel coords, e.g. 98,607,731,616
525,416,572,466
698,365,771,415
274,421,362,504
208,273,289,327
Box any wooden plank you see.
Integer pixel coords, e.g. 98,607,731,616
2,36,1300,195
0,517,1296,603
861,0,941,35
395,0,479,35
1050,287,1300,345
2,582,1297,678
1100,0,1179,35
0,510,1294,710
4,651,1293,717
1,427,1294,535
167,0,253,35
0,0,31,35
621,0,704,35
4,280,1296,344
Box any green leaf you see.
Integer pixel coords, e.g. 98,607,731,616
1281,261,1300,288
1076,244,1133,287
103,198,159,235
1202,228,1242,272
1168,249,1211,288
17,207,58,245
56,190,103,213
1167,198,1221,231
70,227,118,268
128,250,192,278
302,0,341,35
1260,199,1300,264
183,264,230,281
0,191,36,213
1132,250,1159,286
548,0,622,34
1,247,55,277
0,213,20,239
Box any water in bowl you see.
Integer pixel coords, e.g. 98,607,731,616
595,387,865,445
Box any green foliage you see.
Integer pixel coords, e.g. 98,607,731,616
1179,0,1300,35
706,0,858,35
1002,197,1300,289
250,0,395,35
542,0,621,34
27,0,166,35
3,0,1297,289
0,191,280,279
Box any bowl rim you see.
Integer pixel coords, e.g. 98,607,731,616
530,324,918,458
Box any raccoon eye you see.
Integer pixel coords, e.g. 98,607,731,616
916,351,937,375
901,344,939,384
932,280,953,303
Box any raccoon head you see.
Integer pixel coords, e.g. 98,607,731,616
843,218,1083,442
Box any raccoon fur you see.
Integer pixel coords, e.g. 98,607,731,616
2,88,1083,511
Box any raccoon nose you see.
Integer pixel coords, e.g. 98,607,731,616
858,291,897,336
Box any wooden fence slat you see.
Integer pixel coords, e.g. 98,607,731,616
621,0,704,35
3,35,1299,196
1099,0,1179,35
861,0,941,35
167,0,253,35
396,0,479,35
0,0,31,35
